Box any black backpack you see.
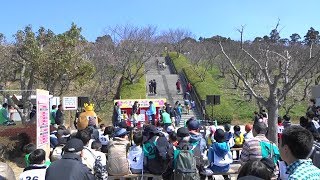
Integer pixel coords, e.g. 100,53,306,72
310,142,320,168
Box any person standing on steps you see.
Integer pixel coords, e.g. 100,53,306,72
148,80,153,94
152,79,157,95
148,101,156,125
186,82,192,93
176,79,181,94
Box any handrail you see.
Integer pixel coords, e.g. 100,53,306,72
165,55,204,120
181,69,204,120
165,55,178,74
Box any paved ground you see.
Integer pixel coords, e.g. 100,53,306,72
145,57,199,127
145,57,241,179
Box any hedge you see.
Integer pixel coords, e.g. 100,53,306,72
169,52,256,124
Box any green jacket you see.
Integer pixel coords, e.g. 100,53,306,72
50,109,57,125
0,107,9,124
162,112,171,124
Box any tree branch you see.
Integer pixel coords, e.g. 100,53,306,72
219,42,267,106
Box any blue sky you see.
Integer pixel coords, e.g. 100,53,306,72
1,0,319,42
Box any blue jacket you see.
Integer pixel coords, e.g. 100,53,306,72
149,104,156,115
208,142,230,173
189,132,206,154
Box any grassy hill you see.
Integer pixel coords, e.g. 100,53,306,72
169,52,306,124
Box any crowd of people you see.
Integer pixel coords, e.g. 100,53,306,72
1,97,320,180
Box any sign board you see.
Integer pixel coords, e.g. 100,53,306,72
114,99,166,109
62,97,78,110
36,89,50,154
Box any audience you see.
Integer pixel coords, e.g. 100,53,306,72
19,149,48,180
244,124,253,140
11,103,320,180
279,126,320,179
233,125,244,160
207,129,233,180
107,128,130,176
128,132,143,174
237,160,273,180
45,138,94,180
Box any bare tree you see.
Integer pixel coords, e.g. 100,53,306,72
109,25,159,84
219,29,320,143
186,41,220,81
163,28,193,57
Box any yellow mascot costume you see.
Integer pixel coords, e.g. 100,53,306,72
77,103,101,130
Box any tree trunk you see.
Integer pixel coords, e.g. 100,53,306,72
266,99,279,145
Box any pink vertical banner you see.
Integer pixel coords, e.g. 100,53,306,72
36,89,50,148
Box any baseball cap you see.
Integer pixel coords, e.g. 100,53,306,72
63,138,84,153
114,128,129,137
144,125,158,134
177,127,190,137
187,119,200,130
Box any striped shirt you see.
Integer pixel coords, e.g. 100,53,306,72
240,134,269,163
287,159,320,180
240,134,279,179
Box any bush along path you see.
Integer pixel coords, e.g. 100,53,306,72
145,56,200,127
169,52,258,125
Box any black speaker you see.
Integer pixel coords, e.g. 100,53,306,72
206,95,215,105
78,97,89,108
214,95,220,105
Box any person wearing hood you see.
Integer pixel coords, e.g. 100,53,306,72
208,129,233,179
187,118,206,152
186,118,206,178
233,125,244,160
143,125,170,175
163,127,201,180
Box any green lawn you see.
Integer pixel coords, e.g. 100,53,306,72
120,77,146,99
169,52,307,124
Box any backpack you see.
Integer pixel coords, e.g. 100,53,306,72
260,141,280,164
143,136,159,160
173,144,200,180
308,142,320,168
85,147,108,180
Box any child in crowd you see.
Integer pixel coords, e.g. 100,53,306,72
206,126,216,147
99,124,106,135
19,149,48,180
23,143,36,167
233,125,244,160
244,124,253,140
128,132,143,174
101,126,114,153
282,114,292,128
91,141,107,168
191,100,196,110
169,131,178,148
224,124,234,148
184,99,190,115
208,129,233,179
277,116,284,140
261,112,268,127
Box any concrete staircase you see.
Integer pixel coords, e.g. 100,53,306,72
145,57,200,127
